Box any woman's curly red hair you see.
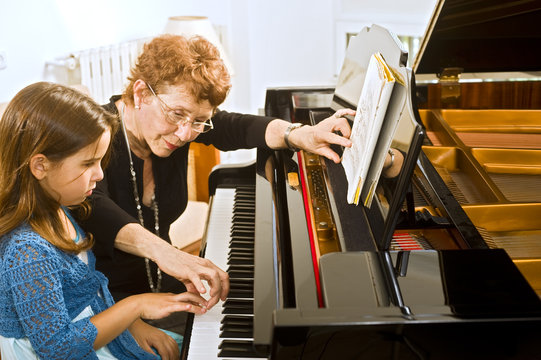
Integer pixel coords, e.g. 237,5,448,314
122,34,231,108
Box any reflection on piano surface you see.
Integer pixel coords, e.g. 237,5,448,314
182,1,541,358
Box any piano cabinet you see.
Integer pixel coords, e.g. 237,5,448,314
260,84,541,359
264,84,541,299
180,84,541,360
409,0,541,299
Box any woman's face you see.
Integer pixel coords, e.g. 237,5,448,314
137,83,214,158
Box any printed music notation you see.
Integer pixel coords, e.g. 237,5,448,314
342,52,396,206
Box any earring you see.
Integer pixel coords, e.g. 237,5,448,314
135,105,140,109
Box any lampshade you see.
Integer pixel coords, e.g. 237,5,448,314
163,16,234,76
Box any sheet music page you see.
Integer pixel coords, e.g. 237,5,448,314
341,52,396,205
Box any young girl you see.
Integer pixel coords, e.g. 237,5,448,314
0,82,207,359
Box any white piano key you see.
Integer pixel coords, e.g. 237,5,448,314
186,188,265,360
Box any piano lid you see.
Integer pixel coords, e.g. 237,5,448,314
414,0,541,80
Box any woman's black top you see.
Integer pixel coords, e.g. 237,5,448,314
79,96,274,300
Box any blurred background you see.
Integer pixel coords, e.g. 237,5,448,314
0,0,437,108
0,0,437,163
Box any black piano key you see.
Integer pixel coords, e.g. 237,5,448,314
233,204,255,211
228,265,255,277
221,314,254,326
229,271,254,278
235,188,255,199
230,224,255,233
229,236,255,245
235,191,254,197
222,299,253,314
232,215,255,223
235,191,255,198
235,197,255,203
234,208,255,213
231,234,255,241
228,249,253,257
229,241,254,249
228,288,254,298
234,192,254,199
230,234,254,241
218,340,261,358
228,256,254,265
220,324,254,338
229,247,254,254
230,278,254,289
231,221,255,228
233,203,255,211
228,251,254,258
233,203,253,209
229,225,255,232
230,234,254,239
231,222,254,227
230,229,254,237
231,229,255,237
228,270,254,280
232,209,254,215
229,252,253,259
228,248,253,256
228,264,254,271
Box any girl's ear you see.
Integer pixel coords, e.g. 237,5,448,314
29,154,50,180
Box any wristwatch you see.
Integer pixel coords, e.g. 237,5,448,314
284,122,303,152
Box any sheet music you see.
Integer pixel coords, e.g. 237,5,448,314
342,52,396,205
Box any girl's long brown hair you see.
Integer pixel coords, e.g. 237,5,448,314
0,82,118,253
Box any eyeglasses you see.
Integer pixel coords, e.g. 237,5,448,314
146,83,214,133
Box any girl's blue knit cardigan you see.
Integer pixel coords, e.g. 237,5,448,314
0,223,158,359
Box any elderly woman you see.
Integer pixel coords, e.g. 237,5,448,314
80,34,354,333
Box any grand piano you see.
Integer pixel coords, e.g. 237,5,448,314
182,1,541,359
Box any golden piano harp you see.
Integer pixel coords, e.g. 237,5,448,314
414,0,541,298
182,1,541,359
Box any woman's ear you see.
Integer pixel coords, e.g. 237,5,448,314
133,79,150,107
29,154,49,180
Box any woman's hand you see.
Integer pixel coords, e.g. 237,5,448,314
129,320,180,360
115,224,230,311
153,245,230,309
266,109,356,163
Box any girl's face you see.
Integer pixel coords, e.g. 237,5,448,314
136,84,214,158
39,130,111,206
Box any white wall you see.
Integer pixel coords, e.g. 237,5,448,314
0,0,233,103
0,0,437,113
229,0,437,114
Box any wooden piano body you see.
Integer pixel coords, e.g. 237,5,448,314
182,1,541,359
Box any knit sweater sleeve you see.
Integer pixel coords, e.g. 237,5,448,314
4,234,99,359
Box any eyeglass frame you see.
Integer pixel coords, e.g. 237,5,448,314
145,82,214,133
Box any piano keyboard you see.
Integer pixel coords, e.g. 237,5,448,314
186,186,267,360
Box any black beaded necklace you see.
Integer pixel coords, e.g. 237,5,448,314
120,103,162,292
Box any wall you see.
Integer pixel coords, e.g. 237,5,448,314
228,0,437,114
0,0,233,103
1,0,437,110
